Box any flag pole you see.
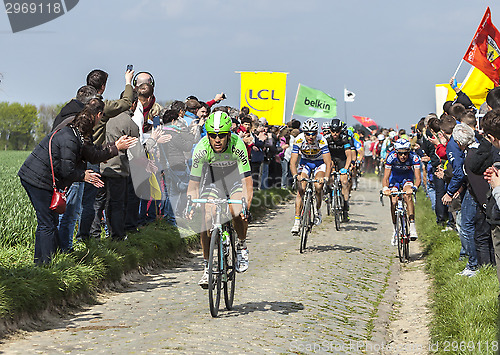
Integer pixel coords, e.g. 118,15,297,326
453,59,464,78
291,84,300,120
343,86,347,123
459,66,474,90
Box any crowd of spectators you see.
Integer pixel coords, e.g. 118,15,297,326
411,82,500,280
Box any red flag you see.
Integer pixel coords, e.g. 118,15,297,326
353,115,379,130
463,7,500,86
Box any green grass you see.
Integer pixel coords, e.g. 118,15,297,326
0,220,197,320
0,150,292,329
250,188,292,219
415,191,499,354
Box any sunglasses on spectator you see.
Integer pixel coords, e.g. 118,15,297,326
305,132,317,136
208,132,230,139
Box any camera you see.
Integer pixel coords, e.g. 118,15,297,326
127,64,133,71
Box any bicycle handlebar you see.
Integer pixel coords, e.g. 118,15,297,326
379,189,415,206
298,178,320,183
191,198,244,205
292,175,321,190
185,196,248,219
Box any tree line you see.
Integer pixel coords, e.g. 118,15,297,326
0,102,65,150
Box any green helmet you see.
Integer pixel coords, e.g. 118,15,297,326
205,111,232,133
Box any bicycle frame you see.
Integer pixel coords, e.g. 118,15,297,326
328,171,346,229
380,190,413,262
187,197,246,317
296,176,319,253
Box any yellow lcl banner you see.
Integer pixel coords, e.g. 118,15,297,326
238,71,288,125
435,67,494,116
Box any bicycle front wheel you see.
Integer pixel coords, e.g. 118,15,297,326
324,186,332,216
300,192,312,253
334,188,342,230
223,225,236,310
208,228,222,317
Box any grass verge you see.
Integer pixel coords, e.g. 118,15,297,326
415,191,499,354
0,186,291,336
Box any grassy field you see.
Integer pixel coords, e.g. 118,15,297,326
0,150,291,330
0,151,34,248
415,191,499,354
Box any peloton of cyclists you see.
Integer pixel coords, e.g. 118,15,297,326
324,118,354,221
382,138,421,245
289,118,332,234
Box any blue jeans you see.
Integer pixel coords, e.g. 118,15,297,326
281,159,289,188
261,161,269,190
426,180,436,212
455,210,466,258
434,177,448,225
474,208,494,266
57,182,84,251
77,163,99,239
460,190,478,270
160,170,188,226
21,179,59,264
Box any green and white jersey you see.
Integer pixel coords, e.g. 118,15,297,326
190,134,251,181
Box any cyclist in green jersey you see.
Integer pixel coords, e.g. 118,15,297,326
186,111,253,287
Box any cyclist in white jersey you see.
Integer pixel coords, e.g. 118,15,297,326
289,118,332,234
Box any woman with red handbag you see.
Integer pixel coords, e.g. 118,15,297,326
18,105,136,264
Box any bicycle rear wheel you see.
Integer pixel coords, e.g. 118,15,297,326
300,192,312,253
403,215,410,261
396,215,404,263
208,228,222,317
338,188,345,223
223,224,236,310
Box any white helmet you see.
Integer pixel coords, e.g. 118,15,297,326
321,122,330,130
377,134,385,141
394,138,411,151
302,118,319,132
388,131,397,139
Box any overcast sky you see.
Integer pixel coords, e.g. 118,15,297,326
1,0,498,129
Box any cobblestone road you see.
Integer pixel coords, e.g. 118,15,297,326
0,178,400,354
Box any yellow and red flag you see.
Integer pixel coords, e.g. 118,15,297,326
463,7,500,85
435,67,494,115
353,115,379,130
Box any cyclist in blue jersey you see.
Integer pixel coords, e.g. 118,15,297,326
290,118,332,234
382,138,421,245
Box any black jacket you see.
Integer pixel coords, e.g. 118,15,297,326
420,134,440,170
51,99,85,131
469,137,500,175
158,124,194,172
18,126,117,191
464,146,490,210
